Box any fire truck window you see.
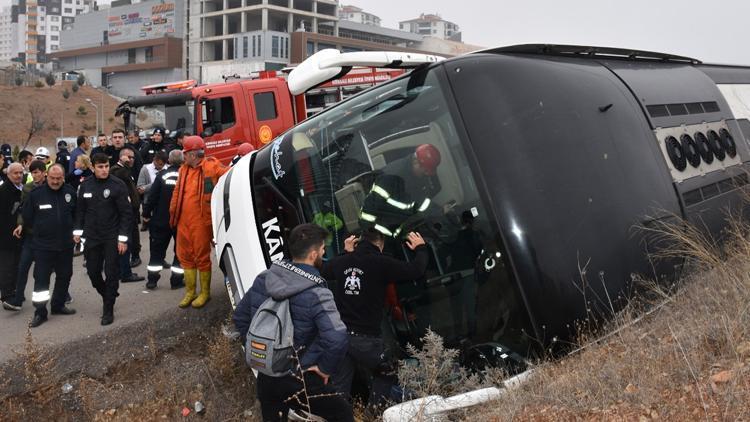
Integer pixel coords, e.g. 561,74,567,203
201,97,236,133
254,92,278,121
251,68,535,358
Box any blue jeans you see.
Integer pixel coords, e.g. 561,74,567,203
12,239,34,305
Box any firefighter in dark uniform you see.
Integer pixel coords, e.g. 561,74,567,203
73,153,133,326
141,128,168,165
142,149,185,289
322,228,428,406
24,165,77,327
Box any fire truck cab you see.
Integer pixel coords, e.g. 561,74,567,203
116,75,298,163
115,53,416,164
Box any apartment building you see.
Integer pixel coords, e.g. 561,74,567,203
399,13,461,42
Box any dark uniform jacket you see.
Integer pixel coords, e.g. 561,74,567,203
0,179,22,250
22,184,76,251
321,241,429,336
74,176,132,243
111,162,140,211
142,165,179,230
139,140,167,165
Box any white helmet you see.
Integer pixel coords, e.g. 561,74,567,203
35,146,50,158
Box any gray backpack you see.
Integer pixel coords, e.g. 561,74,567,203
246,296,295,377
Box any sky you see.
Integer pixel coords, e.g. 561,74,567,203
3,0,748,65
357,0,750,66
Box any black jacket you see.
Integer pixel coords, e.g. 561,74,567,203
142,164,179,229
0,179,22,250
109,144,143,181
321,241,428,336
22,184,76,251
111,162,140,210
74,176,132,243
139,140,167,165
55,150,71,171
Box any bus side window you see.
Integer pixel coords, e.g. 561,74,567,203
200,97,236,136
254,92,278,121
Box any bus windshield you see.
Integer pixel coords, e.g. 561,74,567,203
251,67,535,362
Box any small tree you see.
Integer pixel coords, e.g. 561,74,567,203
23,105,46,150
34,80,44,88
76,105,87,116
62,89,70,99
45,73,55,87
71,83,79,93
12,145,20,161
14,77,23,86
76,74,85,86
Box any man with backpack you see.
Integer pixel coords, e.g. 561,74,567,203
232,223,353,422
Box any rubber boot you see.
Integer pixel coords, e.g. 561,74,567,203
191,271,211,308
179,269,198,308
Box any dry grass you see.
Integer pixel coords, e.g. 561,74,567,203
1,320,258,421
463,209,750,421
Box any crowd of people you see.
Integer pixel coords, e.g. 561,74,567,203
1,131,433,420
0,128,227,327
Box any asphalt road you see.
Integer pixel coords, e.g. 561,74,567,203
0,230,228,364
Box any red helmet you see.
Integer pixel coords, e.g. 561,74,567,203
237,142,254,156
415,144,441,176
183,136,205,153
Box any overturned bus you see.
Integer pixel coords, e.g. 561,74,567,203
211,44,750,368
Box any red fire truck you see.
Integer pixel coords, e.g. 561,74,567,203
115,50,441,163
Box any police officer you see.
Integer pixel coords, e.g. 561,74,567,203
322,228,428,406
142,149,184,289
23,165,77,327
74,153,133,326
141,128,168,164
55,140,71,171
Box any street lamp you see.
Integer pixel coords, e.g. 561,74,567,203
85,98,99,135
102,72,115,132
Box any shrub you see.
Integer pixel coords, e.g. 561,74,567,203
71,83,79,93
76,106,87,116
62,89,70,100
15,77,22,86
45,73,55,87
34,80,44,88
76,74,85,86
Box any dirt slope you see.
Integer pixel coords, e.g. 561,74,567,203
0,83,122,151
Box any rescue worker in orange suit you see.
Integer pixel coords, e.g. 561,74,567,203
169,136,229,308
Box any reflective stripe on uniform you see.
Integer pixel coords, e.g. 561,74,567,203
360,211,377,222
170,266,184,274
417,198,431,212
32,290,50,303
147,265,163,272
374,224,393,237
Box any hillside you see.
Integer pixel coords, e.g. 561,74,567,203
0,82,122,152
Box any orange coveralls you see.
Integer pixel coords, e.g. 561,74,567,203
170,157,229,272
